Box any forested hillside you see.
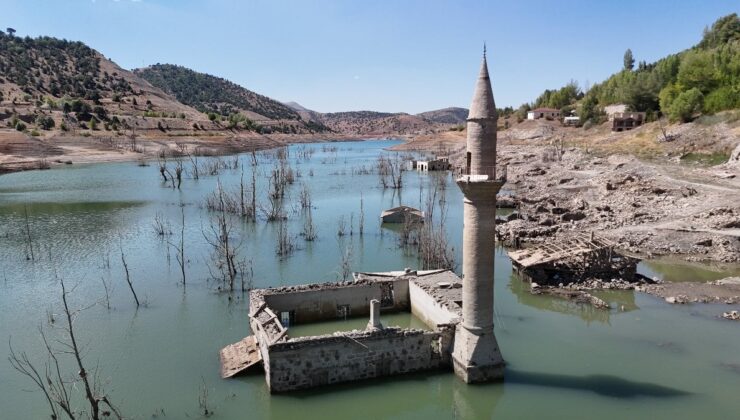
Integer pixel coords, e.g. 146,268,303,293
136,64,302,121
0,32,133,102
519,13,740,124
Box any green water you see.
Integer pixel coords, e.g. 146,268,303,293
1,139,739,419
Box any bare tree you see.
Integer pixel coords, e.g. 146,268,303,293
23,204,35,261
120,245,140,307
275,219,296,258
359,193,365,237
301,205,317,241
377,154,404,189
100,276,112,310
152,211,172,237
167,204,186,286
9,278,123,419
174,159,183,189
198,377,213,417
337,215,347,237
337,242,354,282
203,195,242,292
298,182,312,210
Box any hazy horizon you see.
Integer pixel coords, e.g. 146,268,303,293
4,0,738,113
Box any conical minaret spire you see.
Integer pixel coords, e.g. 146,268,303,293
467,48,497,121
464,47,498,178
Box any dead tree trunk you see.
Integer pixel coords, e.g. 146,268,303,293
23,205,35,262
120,246,140,307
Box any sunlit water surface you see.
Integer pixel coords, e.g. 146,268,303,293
1,140,739,419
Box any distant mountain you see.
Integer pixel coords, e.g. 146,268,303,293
0,31,455,139
416,107,469,124
284,103,466,135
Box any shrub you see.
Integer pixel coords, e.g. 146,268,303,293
658,83,681,112
668,88,704,122
15,121,26,131
703,86,739,114
35,115,55,130
30,129,40,136
94,106,108,120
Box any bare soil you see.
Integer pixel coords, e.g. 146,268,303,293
0,129,370,173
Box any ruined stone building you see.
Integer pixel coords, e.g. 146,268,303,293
220,49,506,391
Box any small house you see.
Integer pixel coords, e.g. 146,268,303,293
527,108,561,120
417,156,451,171
611,112,645,131
381,206,425,224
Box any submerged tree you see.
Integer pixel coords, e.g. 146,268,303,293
9,278,123,419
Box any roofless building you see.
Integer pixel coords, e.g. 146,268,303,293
220,49,506,391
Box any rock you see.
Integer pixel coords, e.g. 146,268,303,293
714,171,736,179
665,295,689,304
497,195,518,208
561,212,586,222
681,186,698,197
695,238,713,247
722,311,740,320
729,143,740,164
539,218,557,226
712,277,740,286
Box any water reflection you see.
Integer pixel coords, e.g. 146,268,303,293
639,259,740,283
507,273,638,325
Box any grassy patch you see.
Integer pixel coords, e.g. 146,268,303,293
695,110,740,126
680,152,729,166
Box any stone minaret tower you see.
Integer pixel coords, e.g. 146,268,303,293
451,47,505,383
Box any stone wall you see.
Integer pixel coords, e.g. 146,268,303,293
409,280,460,328
262,279,409,324
266,328,444,392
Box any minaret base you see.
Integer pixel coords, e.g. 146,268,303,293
451,324,504,383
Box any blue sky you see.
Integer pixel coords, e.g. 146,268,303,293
3,0,737,113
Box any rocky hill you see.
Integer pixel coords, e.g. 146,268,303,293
417,107,469,124
317,111,433,135
285,103,466,135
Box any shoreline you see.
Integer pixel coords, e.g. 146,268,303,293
0,130,407,175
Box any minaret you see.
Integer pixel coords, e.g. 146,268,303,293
451,47,505,383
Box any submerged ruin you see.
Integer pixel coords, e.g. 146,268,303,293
508,233,640,285
220,49,506,391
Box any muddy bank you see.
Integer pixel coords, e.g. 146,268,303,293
0,129,382,174
637,277,740,304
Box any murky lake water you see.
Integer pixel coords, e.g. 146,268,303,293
1,139,739,419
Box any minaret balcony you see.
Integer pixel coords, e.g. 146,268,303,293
455,165,507,183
